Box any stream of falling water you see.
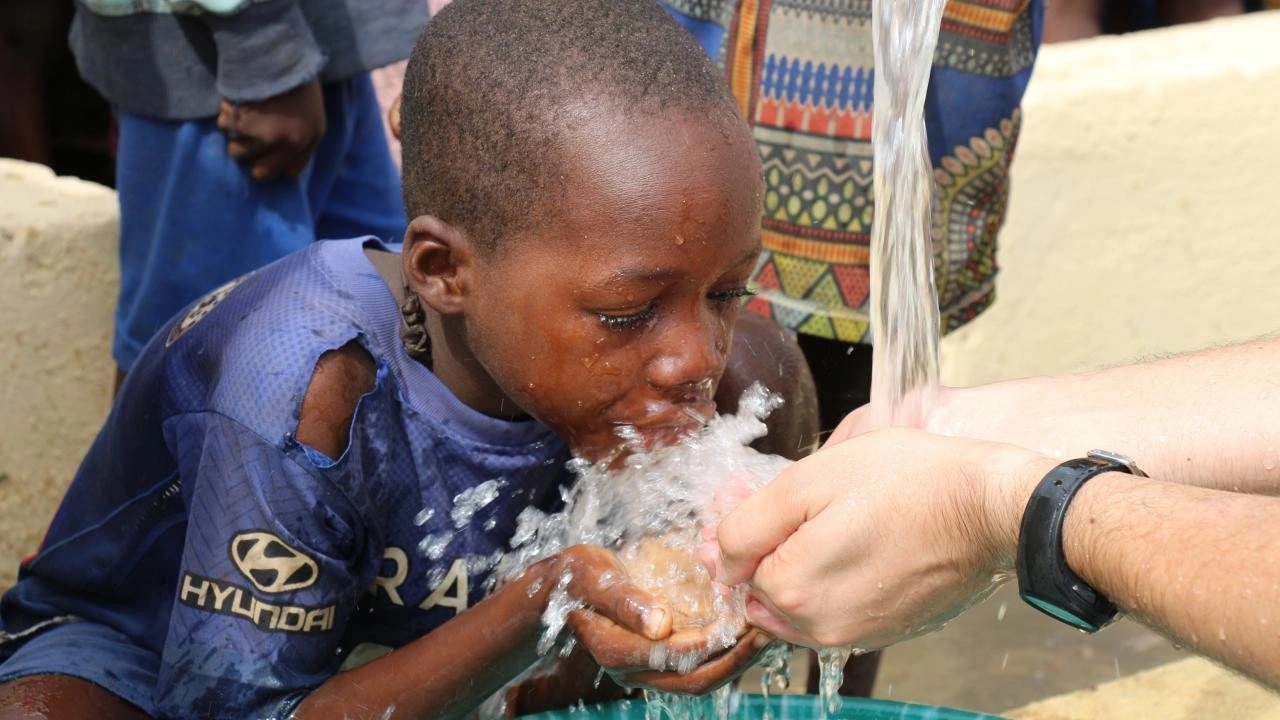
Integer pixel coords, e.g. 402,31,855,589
807,0,949,713
867,0,947,430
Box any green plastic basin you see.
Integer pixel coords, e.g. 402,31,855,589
519,695,1006,720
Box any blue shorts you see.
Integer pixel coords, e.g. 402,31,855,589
113,72,406,371
0,619,160,716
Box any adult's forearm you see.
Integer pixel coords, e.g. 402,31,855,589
934,338,1280,494
1063,472,1280,688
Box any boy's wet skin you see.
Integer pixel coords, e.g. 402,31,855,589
401,103,767,462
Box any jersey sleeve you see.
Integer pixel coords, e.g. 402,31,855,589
154,411,376,720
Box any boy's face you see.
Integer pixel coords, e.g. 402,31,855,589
462,108,763,461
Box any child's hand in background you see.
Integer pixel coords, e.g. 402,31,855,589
389,94,402,141
217,79,326,182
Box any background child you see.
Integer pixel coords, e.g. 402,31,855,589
0,1,814,718
66,0,426,382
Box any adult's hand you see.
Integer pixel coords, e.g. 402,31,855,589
704,428,1049,650
217,79,326,182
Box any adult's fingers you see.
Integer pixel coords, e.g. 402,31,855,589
617,629,774,694
826,404,875,444
744,597,815,647
709,464,815,586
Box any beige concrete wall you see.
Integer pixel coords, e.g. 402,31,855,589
0,160,118,589
942,11,1280,387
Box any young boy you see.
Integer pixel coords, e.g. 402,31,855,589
0,1,815,718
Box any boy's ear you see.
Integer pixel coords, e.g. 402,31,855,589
402,215,476,315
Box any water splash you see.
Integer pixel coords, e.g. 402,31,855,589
645,685,734,720
451,478,507,528
497,385,792,718
539,570,584,656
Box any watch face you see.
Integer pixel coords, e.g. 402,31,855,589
1021,592,1103,633
1087,449,1147,477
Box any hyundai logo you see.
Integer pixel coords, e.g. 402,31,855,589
230,531,319,594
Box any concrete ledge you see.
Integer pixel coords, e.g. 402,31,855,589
0,160,118,588
1008,657,1280,720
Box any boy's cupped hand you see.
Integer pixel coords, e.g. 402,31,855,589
550,544,773,694
217,79,327,182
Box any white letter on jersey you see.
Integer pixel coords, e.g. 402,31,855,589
373,547,409,606
419,559,469,615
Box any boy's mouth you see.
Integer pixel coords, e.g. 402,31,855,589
614,399,716,448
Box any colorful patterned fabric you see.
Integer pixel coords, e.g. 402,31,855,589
663,0,1044,341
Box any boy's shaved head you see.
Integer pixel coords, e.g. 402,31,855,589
400,0,743,252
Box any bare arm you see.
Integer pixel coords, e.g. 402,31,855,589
1061,470,1280,689
912,338,1280,493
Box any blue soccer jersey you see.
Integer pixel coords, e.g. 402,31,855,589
0,238,571,718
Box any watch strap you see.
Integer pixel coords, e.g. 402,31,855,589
1016,452,1141,632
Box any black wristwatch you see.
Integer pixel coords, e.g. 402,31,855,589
1015,449,1147,633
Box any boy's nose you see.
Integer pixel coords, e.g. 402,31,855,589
645,316,728,395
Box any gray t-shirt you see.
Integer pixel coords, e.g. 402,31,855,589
70,0,428,120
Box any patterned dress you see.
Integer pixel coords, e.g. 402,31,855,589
663,0,1044,342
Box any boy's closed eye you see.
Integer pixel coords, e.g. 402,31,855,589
594,287,755,332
